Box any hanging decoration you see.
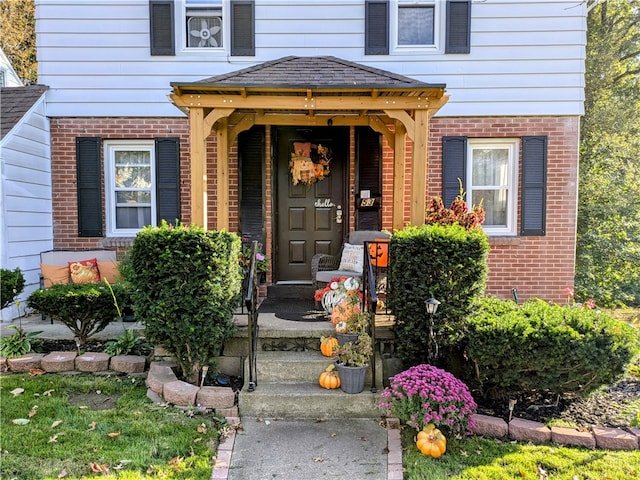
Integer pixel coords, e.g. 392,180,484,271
290,142,332,186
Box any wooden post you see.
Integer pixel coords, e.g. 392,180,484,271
190,107,206,228
392,120,407,231
410,110,429,226
216,117,229,230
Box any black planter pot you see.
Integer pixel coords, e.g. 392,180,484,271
336,333,359,345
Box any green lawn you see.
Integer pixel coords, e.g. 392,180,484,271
402,429,640,479
0,373,228,480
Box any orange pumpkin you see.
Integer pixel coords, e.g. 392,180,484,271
330,300,361,326
416,424,447,458
320,336,339,357
318,364,341,389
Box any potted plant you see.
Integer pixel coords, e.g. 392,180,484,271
334,311,370,345
334,333,373,394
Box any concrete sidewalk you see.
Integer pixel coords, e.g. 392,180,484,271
217,416,402,480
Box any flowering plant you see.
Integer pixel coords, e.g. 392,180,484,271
564,286,596,309
334,332,373,367
240,239,269,273
378,364,476,436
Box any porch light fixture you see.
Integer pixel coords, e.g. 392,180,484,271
424,297,441,362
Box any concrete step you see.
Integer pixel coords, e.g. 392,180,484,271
251,350,385,386
238,381,382,419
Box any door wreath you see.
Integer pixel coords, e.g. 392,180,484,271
290,142,331,186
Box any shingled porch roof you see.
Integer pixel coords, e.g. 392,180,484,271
171,56,445,97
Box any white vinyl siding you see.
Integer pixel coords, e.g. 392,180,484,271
0,94,52,320
467,139,519,236
36,0,586,118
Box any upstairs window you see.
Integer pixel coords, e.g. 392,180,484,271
186,0,223,48
397,1,436,47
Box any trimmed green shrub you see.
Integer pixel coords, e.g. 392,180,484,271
27,282,128,344
465,297,640,398
388,223,490,368
1,267,26,310
122,222,241,383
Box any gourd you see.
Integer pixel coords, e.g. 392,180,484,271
318,364,340,389
416,424,447,458
330,300,361,326
334,321,348,334
320,336,339,357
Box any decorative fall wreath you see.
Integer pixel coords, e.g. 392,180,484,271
290,142,331,186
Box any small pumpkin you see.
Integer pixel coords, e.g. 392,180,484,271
416,424,447,458
318,364,341,389
330,300,361,326
334,321,348,334
320,336,339,357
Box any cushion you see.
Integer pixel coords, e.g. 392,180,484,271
40,264,70,288
98,261,121,284
68,258,100,284
338,243,365,273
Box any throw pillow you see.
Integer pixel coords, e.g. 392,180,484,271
68,258,100,284
338,243,364,273
40,264,70,288
98,261,121,284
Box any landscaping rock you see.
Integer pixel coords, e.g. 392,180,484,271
593,426,638,450
42,351,78,372
627,427,640,449
146,363,178,394
7,353,45,372
472,413,508,438
196,386,235,408
551,426,596,449
75,352,110,372
509,418,551,443
163,380,200,406
110,355,146,373
0,357,7,372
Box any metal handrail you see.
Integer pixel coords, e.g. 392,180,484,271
244,241,259,392
363,241,379,393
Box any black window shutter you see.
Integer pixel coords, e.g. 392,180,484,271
76,137,103,237
356,127,382,230
239,127,265,244
445,0,471,54
149,0,175,56
442,136,467,207
155,138,180,226
521,136,547,236
231,0,255,56
365,0,389,55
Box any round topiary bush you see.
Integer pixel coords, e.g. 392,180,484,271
1,267,26,310
122,222,242,384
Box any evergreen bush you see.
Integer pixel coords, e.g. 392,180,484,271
464,297,640,398
388,223,490,368
1,267,26,310
122,222,241,383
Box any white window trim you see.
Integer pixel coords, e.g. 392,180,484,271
180,0,227,53
390,0,442,54
467,139,519,237
104,140,157,237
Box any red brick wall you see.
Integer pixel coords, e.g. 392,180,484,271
426,116,580,304
50,115,578,303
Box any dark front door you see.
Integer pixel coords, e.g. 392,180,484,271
275,126,347,281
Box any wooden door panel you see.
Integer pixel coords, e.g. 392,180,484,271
276,126,347,281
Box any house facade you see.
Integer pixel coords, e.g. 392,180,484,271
35,0,586,304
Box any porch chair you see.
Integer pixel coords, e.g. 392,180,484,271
311,230,391,289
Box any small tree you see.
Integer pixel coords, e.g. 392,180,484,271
122,222,241,383
1,267,26,310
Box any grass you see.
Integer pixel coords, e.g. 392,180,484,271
0,373,229,479
401,429,640,479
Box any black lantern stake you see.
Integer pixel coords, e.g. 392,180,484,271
424,297,441,363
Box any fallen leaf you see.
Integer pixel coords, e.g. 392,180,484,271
12,418,29,425
90,462,109,475
78,406,88,409
10,388,24,396
312,456,324,462
330,432,337,438
360,436,368,441
459,449,468,457
43,389,55,396
87,421,97,431
28,406,38,418
49,434,59,443
168,456,183,466
197,423,207,434
107,432,120,438
51,420,63,428
193,437,203,443
29,368,46,376
57,468,68,478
